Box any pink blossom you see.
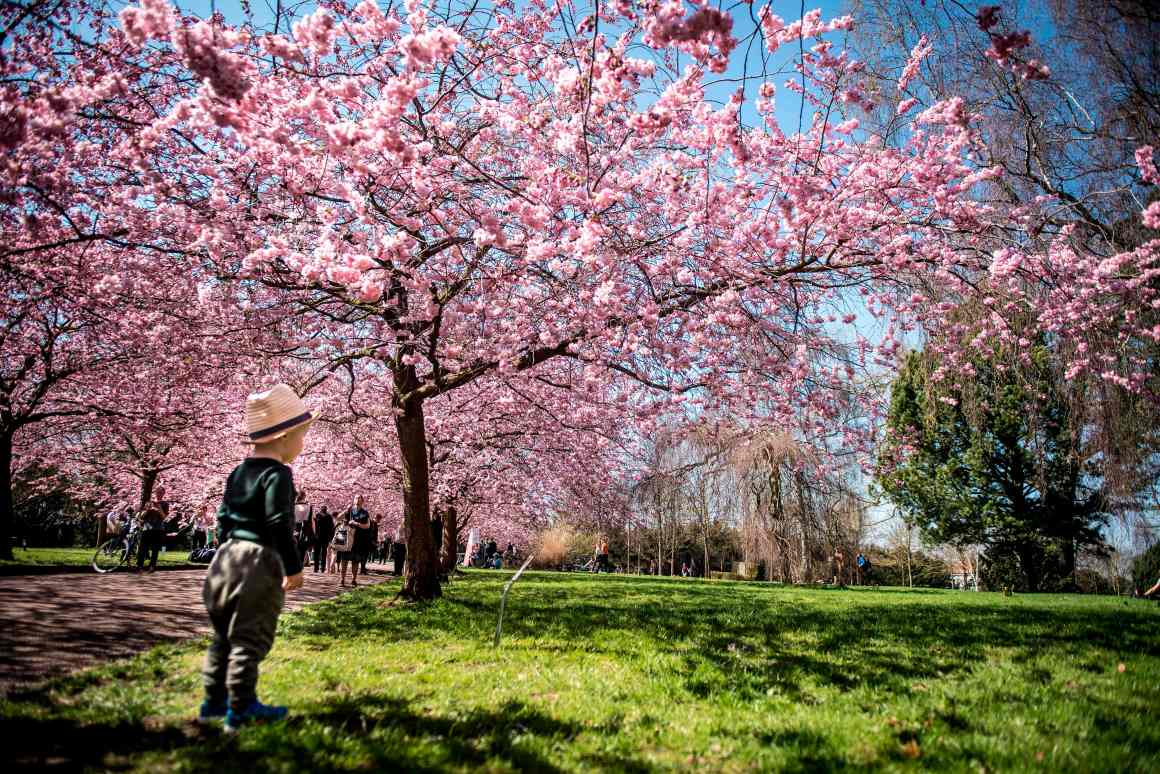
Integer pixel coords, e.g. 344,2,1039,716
896,97,919,115
400,26,461,70
1136,145,1159,185
118,0,174,48
898,35,932,93
984,31,1031,64
292,8,337,55
1143,202,1160,231
976,5,1001,32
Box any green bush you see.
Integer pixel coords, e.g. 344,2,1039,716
1132,542,1160,593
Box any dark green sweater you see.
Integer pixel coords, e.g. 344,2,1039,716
217,457,303,576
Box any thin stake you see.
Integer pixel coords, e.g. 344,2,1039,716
494,553,536,648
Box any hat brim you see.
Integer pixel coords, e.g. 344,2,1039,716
243,412,317,444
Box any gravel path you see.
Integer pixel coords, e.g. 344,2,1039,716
0,562,395,693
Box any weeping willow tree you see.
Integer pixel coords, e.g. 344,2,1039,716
732,430,868,584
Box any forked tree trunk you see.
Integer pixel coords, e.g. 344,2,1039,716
396,397,441,600
0,432,13,560
138,469,159,512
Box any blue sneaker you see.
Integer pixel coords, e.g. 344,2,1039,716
224,700,288,732
198,699,228,723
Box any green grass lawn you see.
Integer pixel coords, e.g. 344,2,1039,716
0,546,194,569
3,572,1158,772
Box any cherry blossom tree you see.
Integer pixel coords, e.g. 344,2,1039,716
6,0,1158,599
95,0,990,599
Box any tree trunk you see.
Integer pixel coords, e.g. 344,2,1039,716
656,516,662,575
396,396,441,600
702,528,709,579
1019,544,1041,592
440,505,458,573
0,432,13,560
138,469,158,512
1062,537,1077,591
905,523,913,588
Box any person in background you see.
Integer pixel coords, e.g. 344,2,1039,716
197,501,217,548
331,511,357,587
832,549,845,585
595,537,610,573
391,525,407,577
431,509,444,567
365,515,380,571
154,485,171,518
341,496,368,580
296,515,315,567
136,497,166,572
311,505,334,574
347,496,371,576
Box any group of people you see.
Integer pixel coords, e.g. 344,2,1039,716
462,531,517,569
105,487,181,573
291,492,406,587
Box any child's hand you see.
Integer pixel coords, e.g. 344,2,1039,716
283,572,304,591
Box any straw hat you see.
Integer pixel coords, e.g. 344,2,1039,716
244,384,315,443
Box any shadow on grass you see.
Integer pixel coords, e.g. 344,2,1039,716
3,694,638,773
9,574,1158,771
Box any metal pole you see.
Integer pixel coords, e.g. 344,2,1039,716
494,553,536,648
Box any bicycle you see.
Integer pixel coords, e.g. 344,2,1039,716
92,530,140,573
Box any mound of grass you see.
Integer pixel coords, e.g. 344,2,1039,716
3,572,1158,772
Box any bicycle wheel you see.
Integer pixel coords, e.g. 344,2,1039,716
92,538,128,573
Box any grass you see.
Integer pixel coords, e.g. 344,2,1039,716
3,572,1158,772
0,546,194,569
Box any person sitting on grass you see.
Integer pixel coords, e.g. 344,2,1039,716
199,383,311,732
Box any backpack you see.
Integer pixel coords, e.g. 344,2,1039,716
331,523,353,551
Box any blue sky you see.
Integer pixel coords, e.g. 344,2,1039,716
171,0,851,133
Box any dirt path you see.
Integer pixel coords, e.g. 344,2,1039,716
0,562,395,693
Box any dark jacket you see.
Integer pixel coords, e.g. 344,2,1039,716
349,507,371,551
217,458,303,576
313,511,334,544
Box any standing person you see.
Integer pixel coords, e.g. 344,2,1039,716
832,549,845,585
331,511,356,587
135,498,166,572
391,525,407,577
102,501,128,545
311,505,334,574
368,516,381,566
196,501,216,549
464,527,479,568
347,496,371,576
486,537,497,562
199,383,311,731
430,509,444,567
296,515,315,567
595,537,610,573
294,488,312,524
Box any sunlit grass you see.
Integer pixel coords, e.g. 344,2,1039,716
3,571,1158,771
0,546,193,569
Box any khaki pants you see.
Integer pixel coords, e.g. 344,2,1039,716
202,540,285,710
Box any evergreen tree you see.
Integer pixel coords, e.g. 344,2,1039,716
877,349,1107,591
